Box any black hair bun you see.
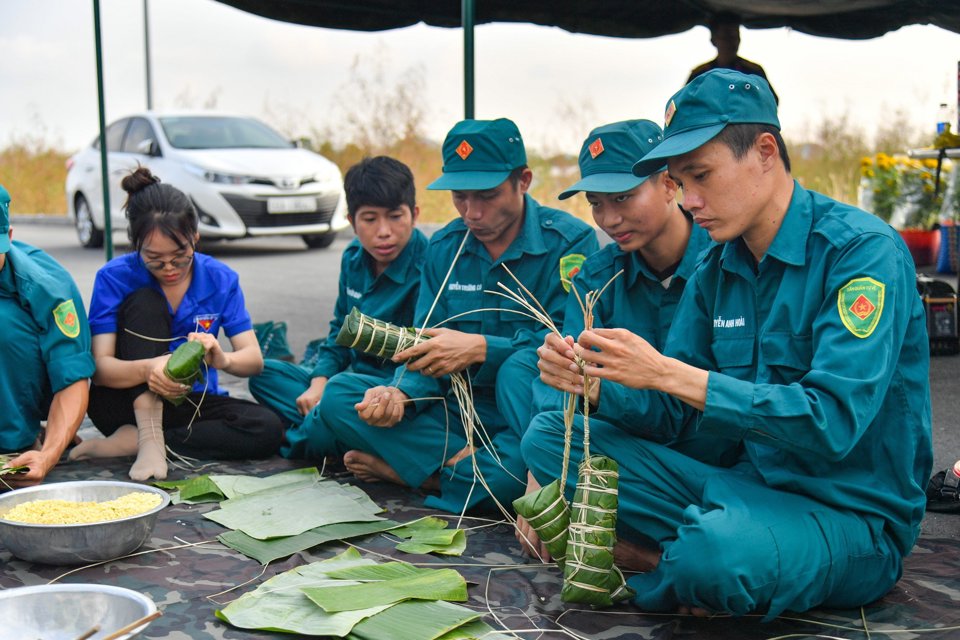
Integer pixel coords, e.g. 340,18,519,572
121,166,161,195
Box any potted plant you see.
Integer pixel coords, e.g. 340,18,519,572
860,152,945,267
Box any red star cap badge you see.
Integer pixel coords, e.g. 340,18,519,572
456,140,474,160
588,138,605,159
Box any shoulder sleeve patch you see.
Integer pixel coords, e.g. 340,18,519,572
837,277,884,338
560,253,586,293
53,299,81,339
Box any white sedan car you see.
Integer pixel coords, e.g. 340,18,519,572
65,111,349,249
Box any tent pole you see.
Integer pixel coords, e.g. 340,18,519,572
144,0,153,110
463,0,474,119
93,0,113,261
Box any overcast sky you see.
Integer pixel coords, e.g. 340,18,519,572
2,0,959,155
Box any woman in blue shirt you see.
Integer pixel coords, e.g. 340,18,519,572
69,167,283,480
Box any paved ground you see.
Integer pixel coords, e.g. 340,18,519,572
11,218,960,539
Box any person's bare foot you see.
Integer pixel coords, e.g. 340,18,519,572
343,450,441,492
515,472,551,561
444,444,473,467
68,425,138,460
344,450,405,484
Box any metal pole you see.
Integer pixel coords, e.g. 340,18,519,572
144,0,153,110
462,0,475,119
93,0,113,260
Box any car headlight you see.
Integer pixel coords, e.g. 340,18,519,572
184,163,255,185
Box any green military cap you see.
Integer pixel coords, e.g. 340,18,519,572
559,119,665,200
0,183,10,253
632,68,780,177
428,118,527,191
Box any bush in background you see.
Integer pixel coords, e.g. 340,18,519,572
0,132,69,215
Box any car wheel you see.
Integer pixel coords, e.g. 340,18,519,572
74,195,104,249
303,232,337,249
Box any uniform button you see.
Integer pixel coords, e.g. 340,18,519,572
545,219,553,225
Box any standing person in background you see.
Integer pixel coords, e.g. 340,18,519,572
324,118,599,513
69,167,283,481
687,11,778,103
248,156,428,461
0,183,95,486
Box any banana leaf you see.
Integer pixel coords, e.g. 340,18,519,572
204,480,383,539
219,519,403,564
210,467,321,499
346,600,482,640
154,475,224,504
0,454,27,477
216,548,391,636
561,456,633,606
302,568,468,612
512,478,570,567
390,516,466,556
326,561,425,581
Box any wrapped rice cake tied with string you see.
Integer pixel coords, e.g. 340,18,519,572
561,455,634,606
512,478,571,567
163,340,206,406
335,307,427,359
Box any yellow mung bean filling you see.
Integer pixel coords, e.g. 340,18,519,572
2,492,163,524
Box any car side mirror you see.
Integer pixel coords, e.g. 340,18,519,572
136,138,161,157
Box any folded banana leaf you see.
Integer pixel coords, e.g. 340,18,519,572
512,478,570,568
561,456,634,606
390,516,466,556
0,454,27,477
335,307,426,358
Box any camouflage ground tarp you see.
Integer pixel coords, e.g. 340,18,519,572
3,455,960,639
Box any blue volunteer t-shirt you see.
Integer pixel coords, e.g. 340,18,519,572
88,252,252,395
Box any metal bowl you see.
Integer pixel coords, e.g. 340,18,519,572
0,480,170,565
0,583,158,639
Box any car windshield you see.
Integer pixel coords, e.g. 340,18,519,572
158,116,293,150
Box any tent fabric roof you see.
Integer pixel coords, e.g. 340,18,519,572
216,0,960,39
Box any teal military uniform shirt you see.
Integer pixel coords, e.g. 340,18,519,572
0,241,95,451
665,181,932,555
310,228,429,379
393,194,599,406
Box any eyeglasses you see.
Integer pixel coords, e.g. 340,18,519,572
141,253,194,272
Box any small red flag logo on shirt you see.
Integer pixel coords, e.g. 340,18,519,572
456,140,474,160
588,138,605,159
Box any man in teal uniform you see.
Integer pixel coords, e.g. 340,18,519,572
523,70,932,618
324,118,598,513
0,183,95,485
248,156,427,460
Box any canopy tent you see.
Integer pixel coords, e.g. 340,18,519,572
215,0,960,40
90,0,960,260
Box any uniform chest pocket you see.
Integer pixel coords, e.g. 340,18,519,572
443,289,484,332
760,331,812,384
710,337,755,375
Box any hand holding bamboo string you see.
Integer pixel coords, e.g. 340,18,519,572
146,353,191,399
355,385,409,427
536,333,600,406
575,327,709,412
392,327,487,378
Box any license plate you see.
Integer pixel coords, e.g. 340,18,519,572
267,196,317,214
